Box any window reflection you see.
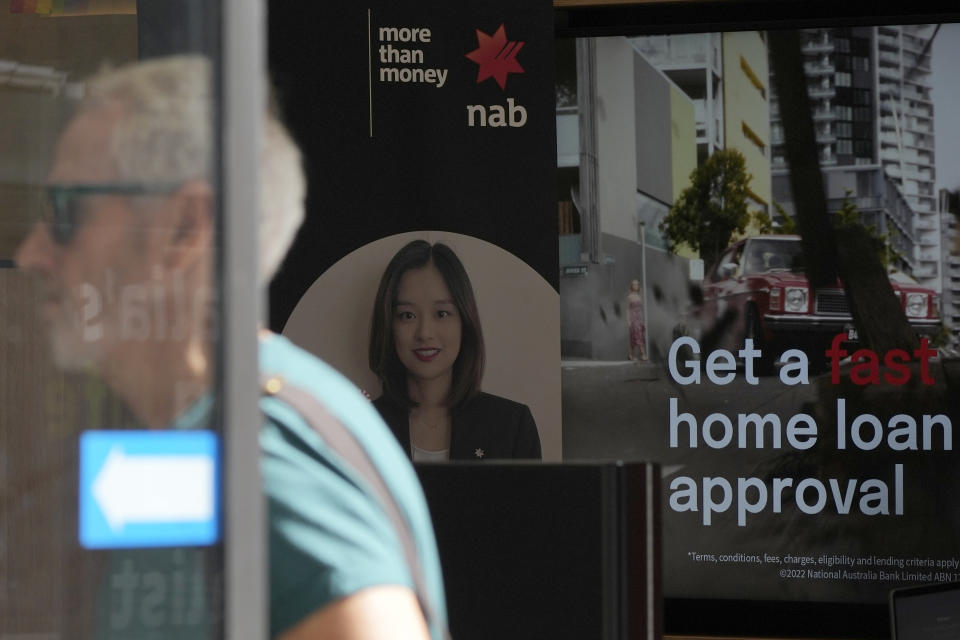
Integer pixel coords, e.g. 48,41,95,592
1,5,222,638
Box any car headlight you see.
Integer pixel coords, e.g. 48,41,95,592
905,292,928,318
784,287,808,313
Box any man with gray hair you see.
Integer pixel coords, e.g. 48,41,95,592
15,55,446,639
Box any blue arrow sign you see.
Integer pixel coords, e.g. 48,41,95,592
80,430,220,549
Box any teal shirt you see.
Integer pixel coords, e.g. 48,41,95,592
94,334,446,639
259,333,446,638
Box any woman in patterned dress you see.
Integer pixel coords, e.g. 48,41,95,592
627,278,647,361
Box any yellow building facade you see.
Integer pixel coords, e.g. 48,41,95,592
722,31,772,234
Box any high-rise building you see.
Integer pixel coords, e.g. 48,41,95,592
769,25,940,289
877,25,940,284
940,188,960,348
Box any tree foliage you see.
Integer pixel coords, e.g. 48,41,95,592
754,201,798,235
833,191,901,269
659,148,753,268
762,195,899,268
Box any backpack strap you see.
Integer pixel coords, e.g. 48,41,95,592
261,375,446,637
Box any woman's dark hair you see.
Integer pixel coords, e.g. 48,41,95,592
369,240,485,410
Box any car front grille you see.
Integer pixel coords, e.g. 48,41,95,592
815,289,850,315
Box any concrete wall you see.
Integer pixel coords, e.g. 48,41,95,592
633,51,673,206
561,232,692,361
595,37,641,242
561,37,699,361
670,83,697,202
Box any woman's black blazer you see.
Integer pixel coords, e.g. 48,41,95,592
373,392,542,460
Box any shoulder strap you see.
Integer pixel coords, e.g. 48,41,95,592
261,375,446,638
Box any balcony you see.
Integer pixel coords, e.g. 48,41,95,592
904,55,932,73
808,85,834,99
816,130,836,144
903,87,932,103
879,130,912,148
901,31,930,49
631,34,714,67
880,149,902,163
802,38,834,54
812,108,836,121
877,34,899,50
804,61,834,75
907,137,934,151
828,196,883,211
878,65,902,80
897,167,933,183
879,51,902,66
919,230,940,246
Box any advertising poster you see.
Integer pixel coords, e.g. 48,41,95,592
556,26,960,609
268,1,561,460
271,0,960,623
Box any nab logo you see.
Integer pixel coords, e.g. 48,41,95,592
465,23,528,128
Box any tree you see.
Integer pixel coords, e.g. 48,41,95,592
768,29,916,355
659,148,752,268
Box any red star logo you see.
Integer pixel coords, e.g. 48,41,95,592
465,24,525,91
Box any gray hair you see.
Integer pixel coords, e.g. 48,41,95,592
80,55,305,285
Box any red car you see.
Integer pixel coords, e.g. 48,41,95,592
695,235,940,370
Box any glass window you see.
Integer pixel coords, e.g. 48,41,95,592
743,238,805,274
1,5,228,639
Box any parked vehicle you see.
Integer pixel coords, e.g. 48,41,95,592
692,235,940,371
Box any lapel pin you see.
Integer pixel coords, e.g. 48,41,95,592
474,448,485,459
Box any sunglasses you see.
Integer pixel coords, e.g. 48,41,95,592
41,182,182,245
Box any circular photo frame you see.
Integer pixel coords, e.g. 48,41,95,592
282,231,561,460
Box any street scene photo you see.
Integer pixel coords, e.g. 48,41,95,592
555,24,960,604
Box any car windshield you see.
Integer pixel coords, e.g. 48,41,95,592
742,238,805,274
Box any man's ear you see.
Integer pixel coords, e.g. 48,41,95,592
159,179,214,271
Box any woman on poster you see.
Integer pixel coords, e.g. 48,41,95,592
368,240,542,462
627,278,648,361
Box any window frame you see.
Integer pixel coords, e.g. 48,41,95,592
222,2,266,638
